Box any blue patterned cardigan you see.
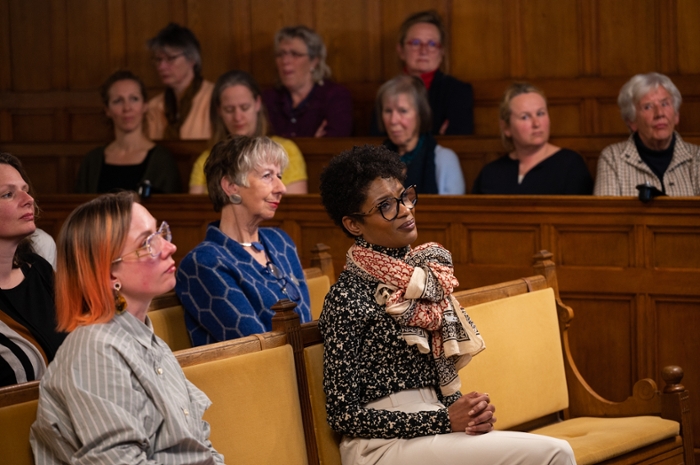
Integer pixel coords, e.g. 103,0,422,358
175,222,311,346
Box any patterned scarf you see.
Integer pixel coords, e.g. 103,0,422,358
347,241,485,396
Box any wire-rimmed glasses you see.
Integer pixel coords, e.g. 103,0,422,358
354,185,418,221
112,221,172,264
266,261,301,301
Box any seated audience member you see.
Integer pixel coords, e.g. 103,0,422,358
370,10,474,136
472,83,593,194
262,25,352,137
146,23,214,140
378,74,465,194
594,72,700,196
317,145,576,465
0,153,65,388
176,136,311,345
76,70,181,194
190,70,308,194
30,192,225,463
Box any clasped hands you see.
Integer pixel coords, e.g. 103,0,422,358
448,391,496,435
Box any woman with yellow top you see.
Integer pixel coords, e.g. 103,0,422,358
190,70,308,194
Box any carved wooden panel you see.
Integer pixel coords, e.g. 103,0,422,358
650,228,700,269
562,293,636,403
654,297,700,446
555,227,634,268
451,0,507,80
520,0,579,78
598,0,657,76
677,0,700,73
467,227,540,266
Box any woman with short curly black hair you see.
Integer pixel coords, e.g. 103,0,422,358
318,145,575,465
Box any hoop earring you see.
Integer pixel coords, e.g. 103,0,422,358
113,282,127,314
229,194,242,205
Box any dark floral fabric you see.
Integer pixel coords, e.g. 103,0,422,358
318,237,460,439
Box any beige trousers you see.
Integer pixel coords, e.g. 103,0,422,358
340,387,576,465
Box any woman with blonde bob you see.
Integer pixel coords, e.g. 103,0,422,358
30,192,225,464
472,82,592,194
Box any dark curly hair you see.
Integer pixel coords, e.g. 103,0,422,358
319,145,406,238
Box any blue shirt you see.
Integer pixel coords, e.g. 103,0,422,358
176,222,311,345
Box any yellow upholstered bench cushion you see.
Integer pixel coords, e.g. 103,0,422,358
307,275,331,320
459,288,569,429
304,343,341,465
531,416,680,465
149,306,192,351
0,399,37,465
183,345,308,465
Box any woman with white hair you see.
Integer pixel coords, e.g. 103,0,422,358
594,72,700,196
262,25,352,137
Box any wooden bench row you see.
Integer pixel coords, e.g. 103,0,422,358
0,252,694,464
6,134,700,194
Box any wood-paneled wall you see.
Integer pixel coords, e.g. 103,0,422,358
2,0,700,141
34,194,700,454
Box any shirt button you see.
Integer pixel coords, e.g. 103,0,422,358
156,367,163,375
291,118,296,123
183,408,190,416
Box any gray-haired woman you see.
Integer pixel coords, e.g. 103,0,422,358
176,136,311,346
146,22,214,140
594,72,700,196
262,25,352,137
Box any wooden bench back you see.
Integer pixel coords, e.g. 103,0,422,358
148,244,336,352
456,287,569,429
177,334,308,465
0,381,40,465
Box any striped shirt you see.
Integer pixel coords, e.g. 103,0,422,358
30,311,225,464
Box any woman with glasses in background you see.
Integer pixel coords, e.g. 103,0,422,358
371,10,474,136
262,25,352,138
176,136,310,345
318,145,575,465
31,192,225,463
146,23,214,140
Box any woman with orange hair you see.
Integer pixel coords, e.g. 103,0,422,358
30,192,225,464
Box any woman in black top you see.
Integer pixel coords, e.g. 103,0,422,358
472,82,593,195
75,70,181,194
0,153,65,387
370,10,474,136
318,145,575,464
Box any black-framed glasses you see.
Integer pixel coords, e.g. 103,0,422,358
354,185,418,221
112,222,172,264
266,261,301,301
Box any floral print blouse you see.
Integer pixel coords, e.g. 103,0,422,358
318,237,460,439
